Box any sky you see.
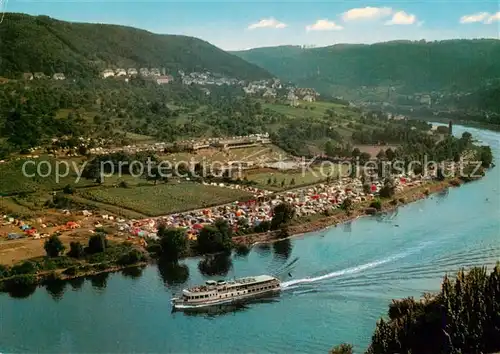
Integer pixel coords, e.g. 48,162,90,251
3,0,500,50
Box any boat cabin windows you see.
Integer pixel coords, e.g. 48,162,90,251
184,293,213,300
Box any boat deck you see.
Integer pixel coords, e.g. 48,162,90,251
186,275,276,293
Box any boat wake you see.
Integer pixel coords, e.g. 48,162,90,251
281,241,434,289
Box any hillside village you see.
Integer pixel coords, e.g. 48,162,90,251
18,66,484,111
19,66,320,105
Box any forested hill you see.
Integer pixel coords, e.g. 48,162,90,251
0,13,272,80
231,40,500,93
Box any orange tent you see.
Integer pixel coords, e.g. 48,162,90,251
66,221,79,229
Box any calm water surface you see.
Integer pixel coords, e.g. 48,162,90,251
1,124,499,353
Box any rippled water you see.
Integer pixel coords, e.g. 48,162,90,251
1,124,499,353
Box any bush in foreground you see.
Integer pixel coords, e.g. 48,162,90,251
369,199,382,211
0,264,10,278
329,343,353,354
10,261,38,275
117,249,146,266
364,264,500,354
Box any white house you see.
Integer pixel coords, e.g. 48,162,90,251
150,68,161,77
156,75,174,85
115,68,127,77
34,72,46,79
53,73,66,80
287,91,298,101
302,94,315,102
262,89,277,98
102,69,115,78
243,87,255,94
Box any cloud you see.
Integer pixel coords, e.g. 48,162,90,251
459,12,499,24
485,12,500,24
306,19,343,31
385,11,417,25
342,7,393,21
248,17,287,30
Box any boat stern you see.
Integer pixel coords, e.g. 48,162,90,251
171,297,182,307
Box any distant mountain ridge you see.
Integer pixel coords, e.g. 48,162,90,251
0,13,272,80
231,40,500,94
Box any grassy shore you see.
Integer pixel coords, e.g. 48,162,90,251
0,240,148,295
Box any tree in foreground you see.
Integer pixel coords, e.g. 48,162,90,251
197,219,233,254
340,197,353,214
44,234,65,257
67,241,85,258
379,177,395,198
365,264,500,354
87,233,108,254
271,202,295,230
480,146,493,168
157,225,188,261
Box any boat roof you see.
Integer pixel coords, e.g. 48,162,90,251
184,275,276,294
238,275,275,283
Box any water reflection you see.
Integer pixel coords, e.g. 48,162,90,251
254,243,271,256
234,244,251,257
343,221,352,233
174,296,280,318
157,259,190,286
68,277,85,291
88,272,109,290
122,266,145,279
44,279,67,301
198,253,233,276
436,187,450,204
272,239,293,261
4,281,37,299
374,208,399,224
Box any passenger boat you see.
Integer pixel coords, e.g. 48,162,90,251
171,275,280,309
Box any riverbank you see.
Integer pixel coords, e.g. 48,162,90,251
232,178,466,246
0,240,149,295
0,174,482,294
410,116,500,133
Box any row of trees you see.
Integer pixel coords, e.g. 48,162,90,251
43,231,144,268
155,201,296,262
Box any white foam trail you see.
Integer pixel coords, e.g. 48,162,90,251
281,241,433,289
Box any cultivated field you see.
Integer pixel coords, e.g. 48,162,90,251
160,145,290,165
0,158,95,195
263,101,358,121
79,183,254,217
244,164,345,191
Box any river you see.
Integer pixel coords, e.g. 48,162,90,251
1,124,499,353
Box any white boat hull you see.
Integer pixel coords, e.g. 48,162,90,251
171,288,280,310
